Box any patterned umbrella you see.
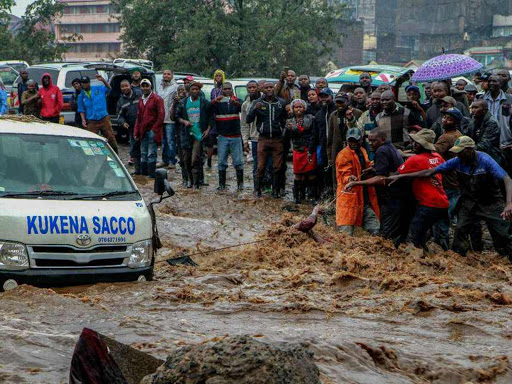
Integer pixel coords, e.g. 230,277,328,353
411,54,483,82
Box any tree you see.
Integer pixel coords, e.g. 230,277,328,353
113,0,346,77
0,0,79,64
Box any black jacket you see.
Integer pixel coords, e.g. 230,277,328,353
246,96,287,139
116,91,140,131
426,100,469,128
70,90,82,126
287,114,316,153
314,101,336,151
464,111,503,164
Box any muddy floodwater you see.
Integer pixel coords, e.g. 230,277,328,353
1,145,512,383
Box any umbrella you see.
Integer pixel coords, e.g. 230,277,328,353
411,54,483,82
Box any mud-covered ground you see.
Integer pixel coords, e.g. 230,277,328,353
1,145,512,384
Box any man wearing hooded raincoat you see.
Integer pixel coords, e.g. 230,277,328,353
38,73,63,123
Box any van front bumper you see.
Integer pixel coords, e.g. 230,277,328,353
0,266,153,287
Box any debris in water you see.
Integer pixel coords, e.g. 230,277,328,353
140,335,321,384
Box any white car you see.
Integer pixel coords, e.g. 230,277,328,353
0,118,173,290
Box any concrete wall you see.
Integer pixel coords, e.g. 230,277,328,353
336,19,364,66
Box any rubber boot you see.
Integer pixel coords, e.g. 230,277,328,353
186,169,193,188
148,162,156,179
236,169,244,191
200,167,209,186
254,177,262,197
181,167,189,187
140,162,148,176
272,174,280,198
131,158,141,175
193,170,201,189
217,170,227,191
300,180,306,202
293,180,301,204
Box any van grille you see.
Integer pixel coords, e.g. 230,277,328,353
31,245,127,253
27,244,131,269
34,258,125,267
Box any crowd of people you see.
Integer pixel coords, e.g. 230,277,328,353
14,64,512,259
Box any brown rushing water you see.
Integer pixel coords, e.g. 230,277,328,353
1,145,512,384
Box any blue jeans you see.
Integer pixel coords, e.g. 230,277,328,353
140,130,158,163
217,135,244,171
129,131,141,158
162,122,177,165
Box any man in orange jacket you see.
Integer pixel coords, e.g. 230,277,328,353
336,128,380,235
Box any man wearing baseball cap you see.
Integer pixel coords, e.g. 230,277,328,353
435,108,463,230
78,74,118,153
464,83,478,104
389,135,512,259
335,128,380,236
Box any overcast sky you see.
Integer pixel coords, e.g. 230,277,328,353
11,0,33,17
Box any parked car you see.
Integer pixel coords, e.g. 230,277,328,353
0,65,21,112
113,58,154,70
0,60,28,73
14,63,99,123
230,78,279,101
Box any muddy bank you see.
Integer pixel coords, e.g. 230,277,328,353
1,145,511,383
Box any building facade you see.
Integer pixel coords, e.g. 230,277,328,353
55,0,121,61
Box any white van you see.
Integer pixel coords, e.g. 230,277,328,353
0,118,173,290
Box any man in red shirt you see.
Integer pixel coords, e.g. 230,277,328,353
397,129,450,250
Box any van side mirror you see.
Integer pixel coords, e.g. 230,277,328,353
154,169,175,197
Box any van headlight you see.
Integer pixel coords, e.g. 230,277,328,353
128,240,152,268
0,242,29,269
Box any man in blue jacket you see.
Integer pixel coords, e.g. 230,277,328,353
78,75,118,153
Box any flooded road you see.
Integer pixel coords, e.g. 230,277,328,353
1,145,512,383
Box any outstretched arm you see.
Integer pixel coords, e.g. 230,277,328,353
344,175,387,191
386,168,436,185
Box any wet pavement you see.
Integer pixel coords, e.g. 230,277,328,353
1,145,512,383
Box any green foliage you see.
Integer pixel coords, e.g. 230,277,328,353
0,0,15,21
0,0,79,64
113,0,346,77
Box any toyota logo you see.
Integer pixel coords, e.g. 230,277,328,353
76,234,91,247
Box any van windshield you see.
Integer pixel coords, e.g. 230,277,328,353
0,133,138,200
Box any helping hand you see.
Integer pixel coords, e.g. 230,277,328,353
501,202,512,221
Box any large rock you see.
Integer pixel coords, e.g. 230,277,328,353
141,335,321,384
